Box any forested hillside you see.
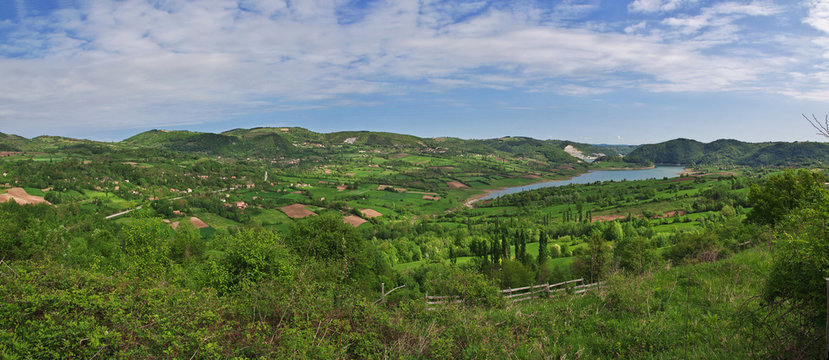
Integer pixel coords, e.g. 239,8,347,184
626,138,829,166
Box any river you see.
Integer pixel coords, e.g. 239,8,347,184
476,166,685,202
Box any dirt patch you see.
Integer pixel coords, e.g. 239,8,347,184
360,209,383,218
171,216,210,230
281,204,317,219
660,210,686,218
665,177,695,183
446,181,468,189
343,215,367,228
391,153,409,159
422,195,441,201
591,214,628,223
190,217,209,228
377,185,392,191
523,174,541,179
336,184,348,191
677,170,737,178
0,187,51,205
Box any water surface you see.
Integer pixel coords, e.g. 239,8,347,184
478,166,684,201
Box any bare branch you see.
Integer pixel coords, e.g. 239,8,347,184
802,113,829,139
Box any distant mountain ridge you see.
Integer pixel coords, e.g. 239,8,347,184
625,138,829,166
1,128,826,166
3,127,622,165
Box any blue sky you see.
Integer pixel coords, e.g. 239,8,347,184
1,0,829,144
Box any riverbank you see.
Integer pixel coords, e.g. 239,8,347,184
462,173,587,208
460,172,585,208
463,166,685,207
593,165,656,170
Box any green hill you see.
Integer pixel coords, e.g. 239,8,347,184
223,127,432,151
626,138,829,166
325,130,430,148
0,132,29,151
124,129,295,157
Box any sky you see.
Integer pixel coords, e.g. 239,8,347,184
1,0,829,144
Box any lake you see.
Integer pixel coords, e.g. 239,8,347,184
477,166,685,202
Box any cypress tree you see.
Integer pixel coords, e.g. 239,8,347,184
538,229,549,265
491,237,500,264
502,232,510,260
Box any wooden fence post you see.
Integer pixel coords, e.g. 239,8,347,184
381,283,385,304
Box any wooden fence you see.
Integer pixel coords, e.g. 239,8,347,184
426,278,602,310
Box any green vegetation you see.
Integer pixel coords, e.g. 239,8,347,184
1,128,828,358
627,138,829,166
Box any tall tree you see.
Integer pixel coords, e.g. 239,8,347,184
573,232,611,283
537,229,549,265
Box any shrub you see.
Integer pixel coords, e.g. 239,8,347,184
423,265,502,307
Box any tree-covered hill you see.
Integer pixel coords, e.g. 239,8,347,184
626,138,829,166
0,132,29,151
123,129,296,157
117,128,595,164
0,133,113,153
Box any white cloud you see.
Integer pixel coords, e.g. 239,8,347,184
553,0,600,19
805,0,829,33
0,0,822,136
629,0,697,13
662,1,781,37
624,21,648,34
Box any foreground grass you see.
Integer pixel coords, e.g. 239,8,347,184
1,246,821,359
406,246,797,359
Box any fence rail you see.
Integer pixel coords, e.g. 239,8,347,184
426,278,602,310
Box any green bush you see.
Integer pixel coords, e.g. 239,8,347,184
423,264,502,307
204,229,294,294
747,169,826,226
764,202,829,305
